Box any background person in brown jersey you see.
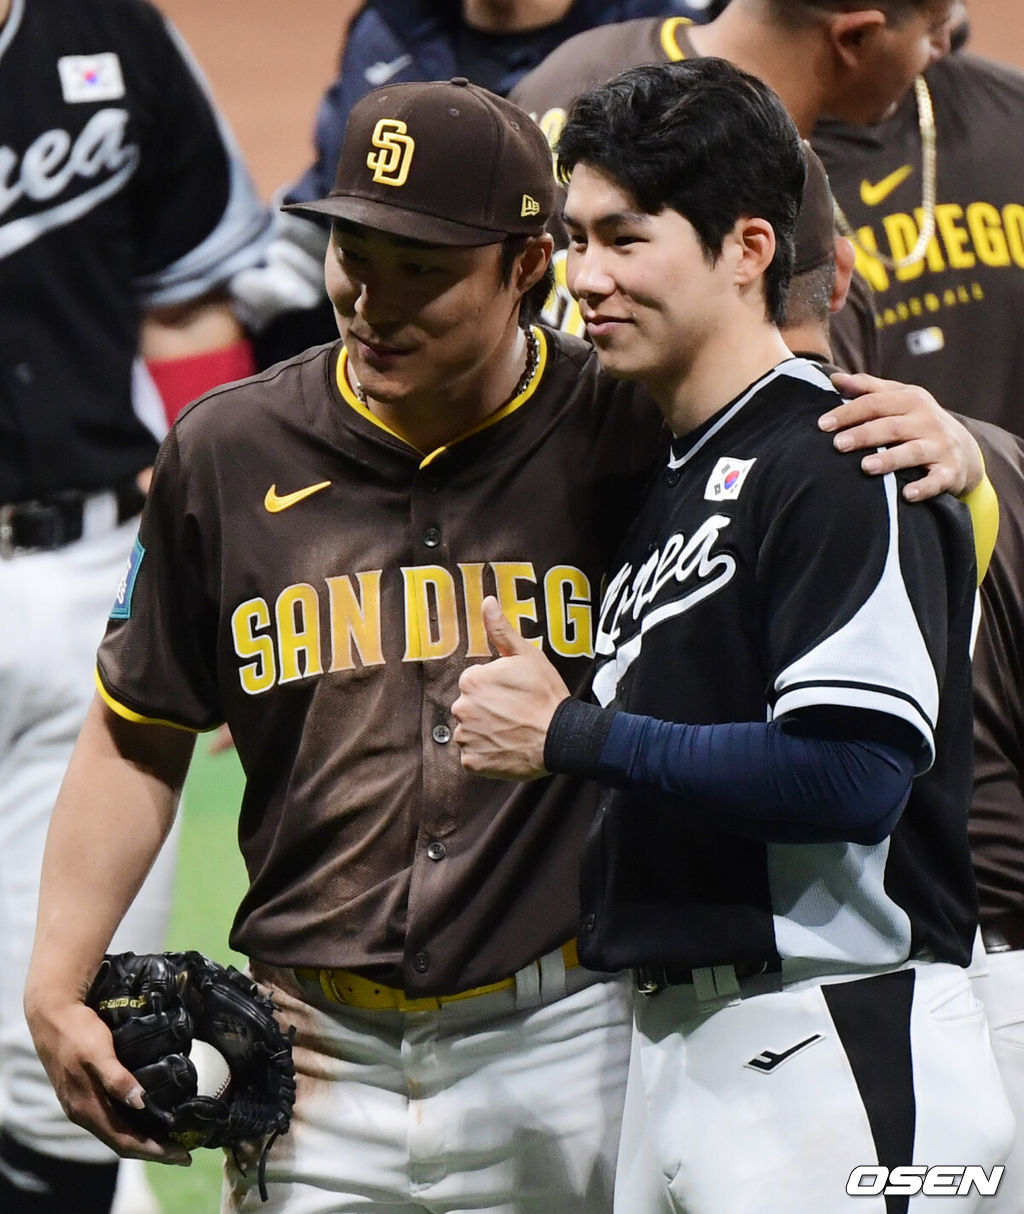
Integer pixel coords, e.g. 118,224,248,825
783,141,1024,1214
21,74,990,1214
515,0,955,158
813,1,1024,439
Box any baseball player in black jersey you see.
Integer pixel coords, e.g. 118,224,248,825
452,59,1013,1212
20,69,993,1214
770,141,1024,1212
0,1,270,1211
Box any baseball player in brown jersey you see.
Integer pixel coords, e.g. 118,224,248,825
813,6,1024,439
742,133,1024,1213
23,78,664,1214
20,73,992,1214
961,416,1024,1212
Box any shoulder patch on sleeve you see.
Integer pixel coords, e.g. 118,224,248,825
110,537,144,620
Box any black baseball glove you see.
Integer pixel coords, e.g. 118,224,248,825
86,950,296,1199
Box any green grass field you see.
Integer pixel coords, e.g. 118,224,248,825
143,739,249,1214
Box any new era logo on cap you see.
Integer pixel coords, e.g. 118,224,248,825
521,195,540,218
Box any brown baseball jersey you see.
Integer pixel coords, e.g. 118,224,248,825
510,15,691,134
959,415,1024,922
96,328,667,995
814,52,1024,435
511,17,878,372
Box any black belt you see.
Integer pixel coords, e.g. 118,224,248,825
0,482,145,557
636,959,778,996
981,912,1024,954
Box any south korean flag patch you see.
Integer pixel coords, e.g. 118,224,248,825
704,456,756,503
58,53,125,103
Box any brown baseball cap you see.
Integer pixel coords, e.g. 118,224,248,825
285,77,556,246
793,143,837,276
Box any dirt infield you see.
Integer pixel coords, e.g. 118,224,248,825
160,0,361,200
966,3,1024,70
159,0,1024,203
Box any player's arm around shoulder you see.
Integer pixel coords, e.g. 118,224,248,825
24,697,195,1164
806,403,976,689
820,370,997,578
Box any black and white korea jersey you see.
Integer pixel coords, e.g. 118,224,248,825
579,358,979,981
0,0,270,500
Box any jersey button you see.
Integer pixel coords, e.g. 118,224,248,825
13,362,34,384
665,468,681,487
423,526,442,547
432,723,452,744
413,951,430,974
426,841,447,861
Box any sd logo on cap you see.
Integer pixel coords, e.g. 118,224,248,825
286,78,556,247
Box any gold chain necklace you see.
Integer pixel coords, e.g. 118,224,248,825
832,75,937,272
508,326,541,401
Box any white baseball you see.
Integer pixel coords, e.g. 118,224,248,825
188,1039,232,1099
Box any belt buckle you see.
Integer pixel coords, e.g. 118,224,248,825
0,504,16,559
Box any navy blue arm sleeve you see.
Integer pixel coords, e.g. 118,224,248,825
543,700,917,845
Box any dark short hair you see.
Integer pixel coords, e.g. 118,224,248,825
781,260,837,329
555,58,806,326
768,0,943,22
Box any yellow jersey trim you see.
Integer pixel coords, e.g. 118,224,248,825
334,327,549,472
957,456,998,584
661,15,692,61
94,669,202,734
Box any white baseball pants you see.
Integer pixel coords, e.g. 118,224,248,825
970,940,1024,1214
229,960,633,1213
0,517,179,1164
616,960,1015,1213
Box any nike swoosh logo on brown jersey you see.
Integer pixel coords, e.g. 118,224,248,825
264,481,332,512
859,165,913,207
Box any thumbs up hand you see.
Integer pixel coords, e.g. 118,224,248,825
452,597,571,781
